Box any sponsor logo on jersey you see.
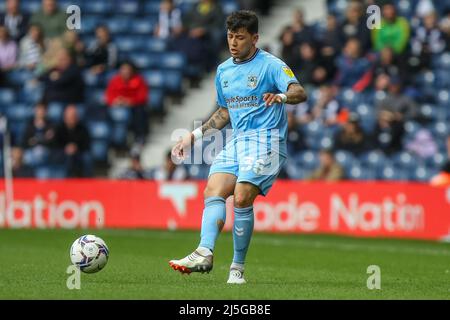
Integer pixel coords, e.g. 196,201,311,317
282,66,295,78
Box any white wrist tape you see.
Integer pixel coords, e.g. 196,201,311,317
277,93,288,103
192,128,203,141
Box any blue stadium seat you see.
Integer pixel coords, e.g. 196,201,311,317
159,52,187,70
143,1,161,15
83,1,112,14
430,121,449,138
87,89,106,106
108,107,131,123
426,152,447,169
143,70,164,89
115,0,140,15
294,150,319,170
435,70,450,89
6,69,33,86
129,19,156,35
418,104,440,121
106,16,130,34
148,88,165,112
20,0,41,14
378,165,409,181
129,53,160,69
23,147,50,167
391,151,415,170
6,103,32,122
35,166,67,179
47,102,65,122
432,52,450,70
359,151,387,170
91,140,109,163
87,121,111,140
347,165,376,180
142,38,167,53
412,166,438,182
0,89,15,104
335,150,356,171
163,70,183,94
115,35,144,52
222,0,239,14
79,15,103,34
110,124,129,147
437,90,449,108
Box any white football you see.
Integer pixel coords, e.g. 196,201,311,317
70,235,109,273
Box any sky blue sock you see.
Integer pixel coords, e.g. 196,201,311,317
233,206,254,265
199,196,226,251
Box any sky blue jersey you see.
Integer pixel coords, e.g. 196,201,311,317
215,48,300,147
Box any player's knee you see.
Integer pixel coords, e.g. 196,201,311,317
233,192,253,208
204,185,222,199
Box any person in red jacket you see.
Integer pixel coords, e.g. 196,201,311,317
105,60,149,145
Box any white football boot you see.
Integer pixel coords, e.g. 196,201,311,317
169,247,213,274
227,268,246,284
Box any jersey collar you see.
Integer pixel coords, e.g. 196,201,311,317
233,48,260,65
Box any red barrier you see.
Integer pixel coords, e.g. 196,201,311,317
1,180,449,240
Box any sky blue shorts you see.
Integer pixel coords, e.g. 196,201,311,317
208,135,286,196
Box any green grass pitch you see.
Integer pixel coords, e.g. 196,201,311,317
1,229,450,299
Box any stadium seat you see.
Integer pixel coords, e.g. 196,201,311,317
335,150,356,171
437,90,449,108
88,121,111,140
129,19,156,35
143,70,165,89
347,165,376,180
47,102,65,122
143,1,161,15
20,0,40,13
129,53,160,69
83,1,112,14
159,52,187,70
359,151,387,170
391,151,415,170
426,152,447,169
295,151,319,170
378,165,409,181
163,70,183,94
106,16,130,34
87,89,107,107
108,107,131,124
115,35,143,52
91,140,109,163
23,147,50,167
412,166,438,182
0,89,15,105
148,88,165,112
143,38,168,53
6,103,32,122
35,166,67,179
115,0,140,15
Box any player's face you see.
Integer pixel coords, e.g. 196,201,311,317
227,28,258,60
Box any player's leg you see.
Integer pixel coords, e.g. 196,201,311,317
227,182,260,284
169,173,236,274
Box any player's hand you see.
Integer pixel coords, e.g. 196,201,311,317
263,93,283,106
171,133,194,161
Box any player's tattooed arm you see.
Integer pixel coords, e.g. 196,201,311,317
263,83,307,106
201,107,230,134
285,83,307,104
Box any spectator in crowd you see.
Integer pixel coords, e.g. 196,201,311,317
317,14,340,80
154,0,183,40
85,25,118,74
0,0,29,41
406,128,438,160
306,149,345,181
376,76,419,121
30,0,67,40
279,26,297,68
54,105,92,177
177,0,224,71
39,48,84,104
18,23,44,70
334,113,367,155
440,9,450,50
339,1,371,53
21,102,55,150
372,110,405,155
105,60,149,145
11,147,34,178
148,150,188,181
290,8,313,46
430,135,450,186
118,149,148,180
292,42,322,85
286,110,305,157
373,46,409,90
0,26,18,71
334,38,374,91
372,3,410,55
411,11,446,69
63,30,86,67
311,84,345,126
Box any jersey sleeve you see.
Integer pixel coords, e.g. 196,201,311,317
215,71,227,108
271,61,299,93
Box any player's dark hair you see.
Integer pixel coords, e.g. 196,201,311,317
226,10,259,34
